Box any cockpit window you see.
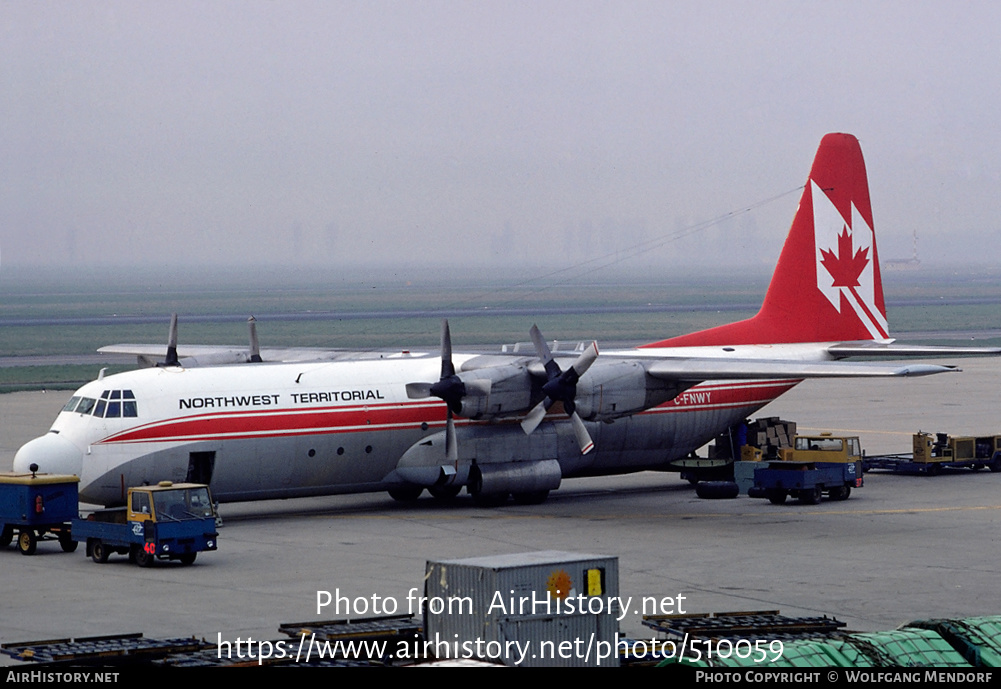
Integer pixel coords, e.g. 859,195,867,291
76,398,96,415
62,396,81,413
95,390,138,418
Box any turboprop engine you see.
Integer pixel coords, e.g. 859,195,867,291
573,361,682,422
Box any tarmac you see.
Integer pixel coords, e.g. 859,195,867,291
1,357,999,663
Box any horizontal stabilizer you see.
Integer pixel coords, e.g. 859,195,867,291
828,342,1001,358
647,358,958,381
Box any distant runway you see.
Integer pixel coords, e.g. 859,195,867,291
1,357,999,664
3,293,1000,327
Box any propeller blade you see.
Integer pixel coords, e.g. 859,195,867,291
570,413,595,455
163,314,180,367
440,319,455,379
570,341,599,378
520,400,549,435
529,324,561,378
445,409,458,463
247,316,262,363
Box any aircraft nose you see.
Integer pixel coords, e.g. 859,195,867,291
13,433,83,477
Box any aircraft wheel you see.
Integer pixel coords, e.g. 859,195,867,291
91,540,110,563
1,525,13,547
695,481,739,499
18,530,37,556
59,532,78,552
767,490,787,505
512,490,549,505
178,553,197,566
428,485,461,500
388,486,423,502
472,492,509,507
135,545,155,568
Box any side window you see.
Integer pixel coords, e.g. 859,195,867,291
131,492,151,515
122,390,138,417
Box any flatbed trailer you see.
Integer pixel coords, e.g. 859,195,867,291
747,460,863,505
863,432,1001,475
0,469,79,555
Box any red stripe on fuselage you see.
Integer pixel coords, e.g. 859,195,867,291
96,380,798,445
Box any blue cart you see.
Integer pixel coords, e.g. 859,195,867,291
747,460,863,505
0,470,80,555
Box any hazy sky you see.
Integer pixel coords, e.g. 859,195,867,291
3,1,1000,274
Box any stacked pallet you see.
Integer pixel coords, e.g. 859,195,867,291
708,417,797,460
748,417,797,458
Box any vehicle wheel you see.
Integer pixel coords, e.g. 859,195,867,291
1,525,13,548
990,457,1001,473
91,540,110,563
18,530,37,556
800,487,823,505
178,553,197,566
512,490,549,505
387,486,423,501
926,463,941,476
695,481,739,499
135,544,155,568
428,485,461,500
828,485,851,501
59,532,78,553
767,490,787,505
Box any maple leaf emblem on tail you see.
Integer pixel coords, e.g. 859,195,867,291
820,228,870,288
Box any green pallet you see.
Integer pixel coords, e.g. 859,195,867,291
906,616,1001,667
846,628,971,667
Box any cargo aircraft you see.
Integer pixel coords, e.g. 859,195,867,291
14,134,998,506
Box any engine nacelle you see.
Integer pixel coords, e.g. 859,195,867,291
455,366,535,420
574,361,678,421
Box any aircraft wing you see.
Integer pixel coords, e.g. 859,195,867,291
98,343,350,366
646,358,958,381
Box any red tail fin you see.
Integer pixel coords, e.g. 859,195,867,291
646,133,888,348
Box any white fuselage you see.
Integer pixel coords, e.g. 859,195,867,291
14,344,822,505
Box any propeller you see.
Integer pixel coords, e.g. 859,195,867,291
154,314,264,368
406,319,489,462
520,325,598,454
